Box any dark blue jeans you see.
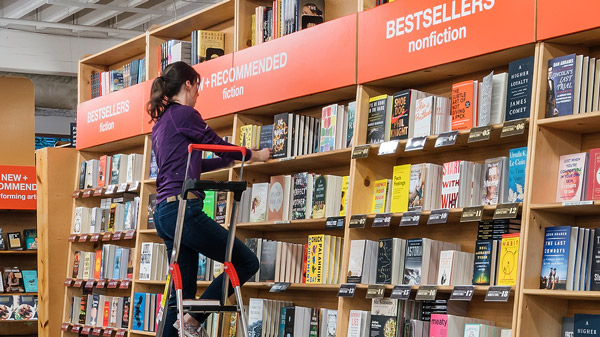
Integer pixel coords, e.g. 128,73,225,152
154,198,259,337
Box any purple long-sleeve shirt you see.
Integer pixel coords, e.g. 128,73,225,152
152,103,251,203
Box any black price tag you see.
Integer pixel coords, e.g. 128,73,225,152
415,285,438,300
373,213,393,227
349,214,368,228
366,285,386,299
378,140,399,156
468,126,492,143
390,285,412,300
269,282,291,293
352,144,371,159
427,209,449,224
562,200,594,207
493,203,520,219
326,216,345,229
70,122,77,147
450,285,475,301
400,210,421,226
501,118,527,137
435,131,459,147
405,136,427,152
461,206,484,222
117,183,128,193
337,283,357,298
279,156,296,162
485,286,511,302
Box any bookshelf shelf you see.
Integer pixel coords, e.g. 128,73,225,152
136,280,166,286
354,284,515,297
522,289,600,300
130,331,156,336
200,167,230,182
3,292,38,296
529,202,600,215
243,282,340,291
0,250,37,254
236,218,330,231
138,229,157,235
142,179,156,185
536,111,600,133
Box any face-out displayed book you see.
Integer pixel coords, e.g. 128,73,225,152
0,295,38,320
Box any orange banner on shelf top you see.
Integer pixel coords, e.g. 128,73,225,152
195,14,357,119
537,0,600,40
357,0,535,84
0,166,36,210
77,81,153,149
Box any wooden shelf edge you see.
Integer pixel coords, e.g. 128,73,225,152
0,250,37,254
536,111,600,133
232,148,352,171
523,288,600,299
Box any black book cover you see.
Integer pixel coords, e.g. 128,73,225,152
284,306,295,337
273,113,289,159
79,161,86,190
376,238,393,284
260,124,274,150
390,90,411,140
591,229,600,291
505,56,534,121
259,240,277,282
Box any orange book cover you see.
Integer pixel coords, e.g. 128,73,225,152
97,155,107,188
451,80,476,130
267,175,285,222
94,249,102,279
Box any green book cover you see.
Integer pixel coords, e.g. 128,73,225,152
203,191,216,219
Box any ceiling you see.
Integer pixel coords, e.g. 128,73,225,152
0,0,222,40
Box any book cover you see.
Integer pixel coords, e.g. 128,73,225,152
479,71,494,126
147,194,157,229
369,299,398,337
194,30,225,63
390,90,411,140
292,172,308,220
541,226,571,290
547,54,576,117
214,192,227,225
376,238,393,284
556,153,588,202
473,240,494,285
273,113,290,159
497,233,520,286
307,234,325,284
413,96,434,137
371,179,389,214
563,317,575,337
508,147,527,203
21,270,37,293
347,101,357,147
442,161,461,209
451,81,477,130
259,124,274,150
250,183,269,222
391,164,411,213
149,150,158,180
98,155,108,188
312,175,327,219
203,191,216,219
574,314,600,337
110,154,121,185
367,95,389,144
132,293,145,331
340,175,349,216
3,267,24,292
403,239,423,285
23,229,37,250
408,164,425,210
506,56,534,121
15,295,37,320
239,125,253,147
0,295,15,320
248,299,264,337
481,157,506,205
586,149,600,200
590,229,600,291
347,240,366,283
259,240,277,282
79,161,87,190
268,175,285,222
429,314,448,337
320,104,338,152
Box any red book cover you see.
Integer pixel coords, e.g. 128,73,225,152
441,161,461,208
302,243,308,283
98,155,107,188
94,250,102,279
103,300,110,327
587,148,600,200
451,81,477,130
155,294,162,332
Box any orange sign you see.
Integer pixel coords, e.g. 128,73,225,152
537,0,600,40
0,166,36,210
357,0,535,84
196,15,357,119
77,82,151,149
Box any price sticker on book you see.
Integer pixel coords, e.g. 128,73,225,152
461,206,484,222
415,285,438,301
427,209,450,224
96,279,106,288
71,324,82,333
352,144,371,159
337,283,357,298
493,203,520,219
117,183,128,193
92,327,103,336
562,200,594,207
105,185,116,195
72,190,81,198
124,230,136,240
326,216,345,230
90,233,100,242
116,329,127,337
82,189,93,198
485,286,511,302
78,234,89,242
119,280,131,289
373,213,393,227
93,187,104,197
378,140,399,156
269,282,291,293
390,285,412,300
501,118,527,138
103,328,114,337
81,326,92,335
68,234,78,242
73,279,84,288
450,285,475,301
84,279,95,289
435,131,459,148
400,210,421,226
468,126,492,143
61,323,70,332
128,181,140,192
349,214,368,228
405,136,427,152
366,285,386,299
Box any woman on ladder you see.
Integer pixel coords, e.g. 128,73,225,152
147,61,271,337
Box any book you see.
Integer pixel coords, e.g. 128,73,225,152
413,96,434,137
490,72,508,124
547,54,576,117
478,71,494,127
369,298,398,337
312,175,327,219
556,153,588,202
259,124,274,150
149,150,158,180
347,101,356,147
21,270,37,293
250,183,269,222
473,240,497,285
586,148,600,200
0,228,4,250
481,157,508,206
563,317,575,337
590,229,600,291
540,226,571,290
403,239,423,285
451,80,478,130
390,164,411,213
320,104,338,152
268,175,285,222
508,147,527,203
307,234,325,284
273,113,291,159
23,229,37,250
367,95,391,144
389,90,411,140
442,161,461,209
371,179,389,214
2,267,24,292
497,233,520,286
506,56,535,121
574,313,600,337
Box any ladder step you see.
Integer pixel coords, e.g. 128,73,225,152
172,304,239,314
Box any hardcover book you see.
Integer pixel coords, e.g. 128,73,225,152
508,147,527,203
547,54,576,117
442,161,461,209
590,229,600,291
259,240,277,282
347,101,357,147
21,270,37,293
369,298,398,337
367,95,391,144
376,238,393,284
506,56,534,121
267,175,285,222
451,80,478,130
312,175,327,219
273,113,290,159
390,164,411,213
540,226,571,290
259,124,274,150
481,157,507,206
556,153,588,202
413,96,434,137
320,104,338,152
389,90,411,140
473,240,495,285
408,164,425,210
574,314,600,337
371,179,389,214
307,234,325,284
586,148,600,200
403,239,423,285
497,233,520,286
249,183,269,222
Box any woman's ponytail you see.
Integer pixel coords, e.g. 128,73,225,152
147,76,168,121
146,62,201,122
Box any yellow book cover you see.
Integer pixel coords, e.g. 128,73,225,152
391,164,411,213
371,179,389,214
196,30,225,62
251,14,256,46
327,236,336,284
340,176,349,216
497,233,520,286
307,234,325,284
239,125,253,147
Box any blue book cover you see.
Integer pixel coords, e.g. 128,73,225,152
113,248,122,281
508,147,528,203
0,295,16,320
506,56,535,121
149,150,158,180
279,306,287,337
15,295,37,320
473,240,493,285
574,313,600,337
541,226,571,290
21,270,37,293
197,253,207,281
132,292,146,331
546,54,576,117
259,124,274,150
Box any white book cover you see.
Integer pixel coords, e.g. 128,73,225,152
573,54,584,114
248,298,264,337
347,310,363,337
490,73,508,125
580,56,590,114
434,96,451,134
139,242,153,280
556,152,588,202
250,182,269,222
464,323,482,337
437,250,455,286
478,71,494,127
413,96,434,137
348,240,366,283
